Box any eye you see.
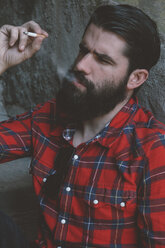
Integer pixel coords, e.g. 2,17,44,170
99,58,110,64
96,56,111,65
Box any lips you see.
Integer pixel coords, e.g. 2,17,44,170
68,71,89,90
72,80,86,90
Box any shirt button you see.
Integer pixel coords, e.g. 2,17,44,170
66,187,71,192
120,202,126,207
74,154,79,160
93,199,99,205
43,177,47,183
61,219,66,224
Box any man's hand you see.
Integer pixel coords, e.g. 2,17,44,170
0,21,48,74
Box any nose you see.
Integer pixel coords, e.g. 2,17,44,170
74,53,92,75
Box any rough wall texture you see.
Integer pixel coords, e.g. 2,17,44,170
0,0,164,122
0,0,164,242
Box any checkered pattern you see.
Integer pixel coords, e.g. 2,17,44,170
0,97,165,247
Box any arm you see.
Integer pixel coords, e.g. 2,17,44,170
0,111,32,163
0,20,48,74
0,102,45,163
0,21,48,161
137,132,165,247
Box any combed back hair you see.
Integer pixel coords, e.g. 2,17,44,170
85,4,160,73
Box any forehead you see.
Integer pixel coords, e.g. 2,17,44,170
82,23,128,60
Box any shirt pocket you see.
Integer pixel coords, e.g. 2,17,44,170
91,188,136,218
71,186,137,225
82,187,137,246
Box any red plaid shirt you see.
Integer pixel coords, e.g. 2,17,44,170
0,97,165,248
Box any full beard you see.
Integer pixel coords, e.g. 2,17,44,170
56,70,129,123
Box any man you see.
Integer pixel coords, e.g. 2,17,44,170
0,3,164,248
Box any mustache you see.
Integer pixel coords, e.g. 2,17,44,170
65,70,94,90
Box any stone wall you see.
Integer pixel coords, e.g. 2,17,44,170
0,0,164,122
0,0,164,242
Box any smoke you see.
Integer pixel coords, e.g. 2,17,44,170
56,66,76,85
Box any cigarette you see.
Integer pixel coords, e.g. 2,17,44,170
23,31,46,38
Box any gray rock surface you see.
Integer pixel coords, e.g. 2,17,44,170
0,158,38,241
0,0,164,242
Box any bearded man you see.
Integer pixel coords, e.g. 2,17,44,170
0,4,164,248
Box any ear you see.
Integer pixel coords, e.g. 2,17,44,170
127,69,149,90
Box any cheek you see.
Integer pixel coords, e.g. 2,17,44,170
95,67,116,83
90,65,109,82
108,66,129,82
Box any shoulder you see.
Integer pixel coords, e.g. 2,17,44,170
32,98,56,116
133,103,165,134
132,103,165,154
31,99,57,128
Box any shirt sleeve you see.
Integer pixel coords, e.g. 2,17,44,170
0,103,43,163
137,132,165,247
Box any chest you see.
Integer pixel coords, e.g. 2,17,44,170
29,130,144,243
30,130,144,193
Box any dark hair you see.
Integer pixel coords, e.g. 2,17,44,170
85,4,160,73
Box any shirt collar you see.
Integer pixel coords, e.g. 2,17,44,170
97,96,139,148
51,97,139,148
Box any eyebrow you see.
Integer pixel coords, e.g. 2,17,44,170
79,42,117,65
93,51,117,65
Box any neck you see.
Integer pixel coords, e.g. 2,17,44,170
73,93,132,147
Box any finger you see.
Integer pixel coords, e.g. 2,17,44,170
9,27,19,47
18,27,29,51
23,36,44,60
40,29,49,38
23,20,43,34
23,20,49,38
1,25,19,47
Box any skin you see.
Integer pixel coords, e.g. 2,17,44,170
72,23,148,147
74,24,130,90
0,21,148,147
0,21,48,74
